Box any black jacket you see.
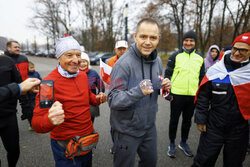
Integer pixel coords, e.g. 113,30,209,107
5,51,29,81
0,56,30,117
194,54,249,128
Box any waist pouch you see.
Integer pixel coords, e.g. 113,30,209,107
64,132,99,159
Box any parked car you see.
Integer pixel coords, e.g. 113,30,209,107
88,52,99,58
48,51,56,58
24,50,35,56
35,51,47,57
0,49,4,55
90,52,114,65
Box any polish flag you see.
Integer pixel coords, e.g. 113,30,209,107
195,57,250,120
100,59,112,85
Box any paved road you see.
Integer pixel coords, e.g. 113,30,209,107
0,56,249,167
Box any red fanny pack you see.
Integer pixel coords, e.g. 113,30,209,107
65,132,99,159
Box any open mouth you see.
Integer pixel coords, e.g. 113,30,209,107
143,48,151,51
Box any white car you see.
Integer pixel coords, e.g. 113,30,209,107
0,50,4,55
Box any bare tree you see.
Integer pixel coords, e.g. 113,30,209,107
227,0,249,41
79,0,99,51
219,0,227,48
77,0,124,52
29,0,74,45
161,0,188,48
0,36,8,50
241,5,250,32
194,0,219,55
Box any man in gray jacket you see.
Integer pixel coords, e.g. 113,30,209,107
108,18,171,167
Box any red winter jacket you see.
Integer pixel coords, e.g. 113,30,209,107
32,69,100,140
5,51,29,81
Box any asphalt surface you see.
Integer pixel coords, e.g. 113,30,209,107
0,55,249,167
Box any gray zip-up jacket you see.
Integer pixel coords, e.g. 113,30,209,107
108,43,163,137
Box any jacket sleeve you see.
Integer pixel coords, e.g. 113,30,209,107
0,83,20,102
94,70,105,93
164,52,177,79
31,94,55,133
37,72,42,80
89,83,101,106
199,62,205,84
108,64,145,110
194,81,212,124
0,57,21,102
12,65,32,110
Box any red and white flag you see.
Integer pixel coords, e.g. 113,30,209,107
100,59,112,85
195,57,250,120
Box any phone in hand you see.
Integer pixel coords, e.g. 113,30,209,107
39,80,54,108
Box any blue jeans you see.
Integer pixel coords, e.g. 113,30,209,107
51,139,92,167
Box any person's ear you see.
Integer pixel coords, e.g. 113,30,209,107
134,33,137,42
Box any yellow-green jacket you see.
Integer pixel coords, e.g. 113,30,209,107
164,48,205,96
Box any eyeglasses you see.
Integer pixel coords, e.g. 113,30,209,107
232,47,249,55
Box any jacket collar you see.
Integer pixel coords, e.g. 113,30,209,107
182,46,196,54
4,50,19,57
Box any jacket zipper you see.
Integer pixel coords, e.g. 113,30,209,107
187,52,191,95
171,71,179,85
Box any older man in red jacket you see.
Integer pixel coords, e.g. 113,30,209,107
32,36,107,167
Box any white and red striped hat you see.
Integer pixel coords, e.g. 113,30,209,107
115,40,128,49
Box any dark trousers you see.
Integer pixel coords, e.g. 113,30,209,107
248,120,250,146
0,113,20,167
169,94,195,143
192,120,249,167
51,139,92,167
113,125,157,167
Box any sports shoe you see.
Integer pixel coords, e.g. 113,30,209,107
167,143,176,158
178,142,193,157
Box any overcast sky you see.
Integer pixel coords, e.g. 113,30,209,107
0,0,46,44
0,0,140,46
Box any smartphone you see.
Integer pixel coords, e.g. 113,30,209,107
39,80,54,108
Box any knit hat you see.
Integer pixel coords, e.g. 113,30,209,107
183,30,196,42
232,33,250,46
55,36,81,59
80,46,85,52
81,52,91,69
81,52,90,62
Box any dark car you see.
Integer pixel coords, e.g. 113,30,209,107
48,51,56,58
90,52,114,65
88,52,99,58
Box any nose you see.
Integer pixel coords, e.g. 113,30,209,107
145,38,151,44
234,49,240,55
72,55,78,64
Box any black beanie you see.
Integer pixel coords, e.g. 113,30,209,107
183,30,196,42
